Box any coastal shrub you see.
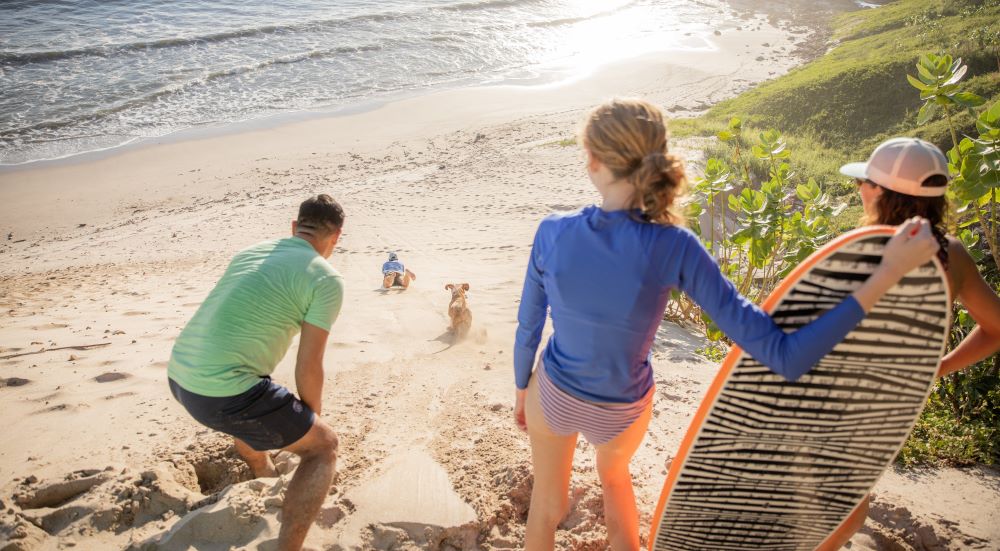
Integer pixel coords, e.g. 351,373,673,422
903,51,1000,466
898,392,999,466
667,119,845,342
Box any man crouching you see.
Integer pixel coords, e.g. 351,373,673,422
167,194,345,551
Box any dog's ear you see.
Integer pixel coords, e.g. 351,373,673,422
445,284,453,290
462,283,470,291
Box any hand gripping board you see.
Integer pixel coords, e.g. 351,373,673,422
649,226,951,551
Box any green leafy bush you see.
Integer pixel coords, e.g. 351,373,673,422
672,0,1000,466
666,120,844,337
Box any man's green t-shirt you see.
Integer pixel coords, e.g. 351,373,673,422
167,237,344,397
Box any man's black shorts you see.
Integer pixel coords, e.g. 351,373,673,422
169,377,314,451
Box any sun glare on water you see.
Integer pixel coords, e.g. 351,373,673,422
535,0,709,77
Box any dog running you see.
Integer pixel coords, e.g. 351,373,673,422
445,283,472,337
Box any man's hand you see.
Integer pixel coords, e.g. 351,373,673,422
514,388,527,432
296,322,330,415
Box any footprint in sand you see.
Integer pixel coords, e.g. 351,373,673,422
94,372,131,383
34,403,70,414
1,377,31,388
103,392,137,400
29,322,70,331
14,469,110,510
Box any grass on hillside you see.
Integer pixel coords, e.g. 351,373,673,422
672,0,1000,187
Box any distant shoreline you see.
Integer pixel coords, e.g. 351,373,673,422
0,0,847,172
1,39,727,173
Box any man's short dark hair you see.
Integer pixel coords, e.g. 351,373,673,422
297,194,344,234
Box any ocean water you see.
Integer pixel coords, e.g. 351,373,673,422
0,0,846,166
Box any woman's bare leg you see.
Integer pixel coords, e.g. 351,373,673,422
593,396,653,551
524,372,577,551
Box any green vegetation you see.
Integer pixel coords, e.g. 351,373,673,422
673,0,1000,177
898,394,999,465
543,137,577,148
695,344,728,363
676,122,851,349
678,0,1000,466
703,0,999,152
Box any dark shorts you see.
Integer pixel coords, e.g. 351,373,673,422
169,377,315,451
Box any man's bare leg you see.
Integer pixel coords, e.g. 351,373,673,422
277,421,338,551
382,274,394,289
234,437,278,478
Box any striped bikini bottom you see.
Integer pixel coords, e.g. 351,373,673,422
536,361,654,446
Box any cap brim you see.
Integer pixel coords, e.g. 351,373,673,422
839,162,868,179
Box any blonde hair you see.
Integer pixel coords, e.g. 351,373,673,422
580,98,687,225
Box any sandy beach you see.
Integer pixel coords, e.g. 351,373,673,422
1,15,998,551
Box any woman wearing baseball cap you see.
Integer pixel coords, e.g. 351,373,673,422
832,137,1000,548
842,137,1000,378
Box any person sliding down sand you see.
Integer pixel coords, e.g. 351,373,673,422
382,251,416,289
167,195,345,551
512,99,940,551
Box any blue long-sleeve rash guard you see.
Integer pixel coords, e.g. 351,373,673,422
513,206,866,404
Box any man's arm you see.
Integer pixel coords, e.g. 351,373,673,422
296,321,330,415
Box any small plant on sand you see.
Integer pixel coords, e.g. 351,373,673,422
695,344,727,363
544,137,576,147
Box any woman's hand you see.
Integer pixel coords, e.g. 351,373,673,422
852,217,940,313
514,388,527,432
880,217,940,279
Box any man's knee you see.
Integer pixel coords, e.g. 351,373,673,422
313,422,339,461
294,421,338,463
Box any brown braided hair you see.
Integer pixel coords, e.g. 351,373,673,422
581,99,687,225
863,175,950,269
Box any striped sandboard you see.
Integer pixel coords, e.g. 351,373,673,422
649,226,951,551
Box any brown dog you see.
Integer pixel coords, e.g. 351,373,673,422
445,283,472,336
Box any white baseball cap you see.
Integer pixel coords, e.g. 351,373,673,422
840,137,950,197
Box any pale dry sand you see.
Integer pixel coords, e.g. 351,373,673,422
1,17,997,551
